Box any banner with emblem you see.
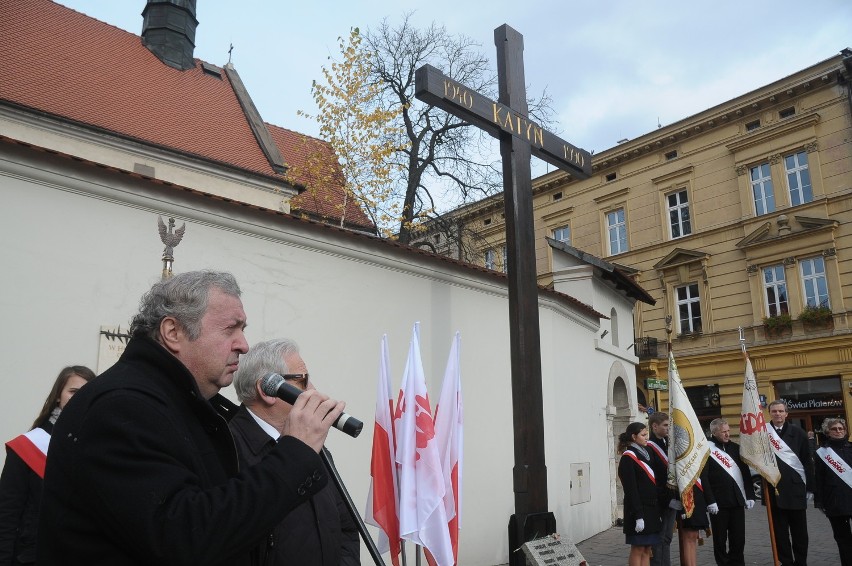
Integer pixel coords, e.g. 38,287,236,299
667,351,710,517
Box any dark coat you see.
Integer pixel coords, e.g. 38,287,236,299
766,422,813,510
618,446,663,536
814,437,852,517
679,465,715,529
0,422,52,565
706,438,754,508
228,406,360,566
37,336,328,566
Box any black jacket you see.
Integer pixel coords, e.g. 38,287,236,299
37,336,328,566
228,406,360,565
618,446,663,535
814,437,852,517
766,422,813,510
706,438,754,508
0,422,52,565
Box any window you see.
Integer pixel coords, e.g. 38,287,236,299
667,189,692,238
750,163,775,216
785,151,812,206
746,120,761,132
665,150,678,160
676,283,702,333
779,107,795,119
501,245,508,273
763,265,789,317
800,256,829,308
606,208,628,255
484,249,495,270
552,192,562,201
605,172,617,182
553,225,571,244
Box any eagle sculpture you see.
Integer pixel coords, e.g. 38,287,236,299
157,216,186,257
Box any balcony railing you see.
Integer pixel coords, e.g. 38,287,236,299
634,337,659,360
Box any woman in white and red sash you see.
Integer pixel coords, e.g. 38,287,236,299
618,421,664,566
0,366,95,565
814,417,852,566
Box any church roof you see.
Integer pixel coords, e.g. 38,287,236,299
0,0,373,232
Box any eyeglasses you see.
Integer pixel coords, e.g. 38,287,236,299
282,373,309,389
829,426,846,432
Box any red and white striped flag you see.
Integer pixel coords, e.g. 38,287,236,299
365,334,401,565
395,323,453,566
433,332,463,565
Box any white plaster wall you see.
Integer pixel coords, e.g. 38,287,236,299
0,145,627,565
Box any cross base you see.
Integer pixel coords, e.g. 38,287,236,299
508,511,557,566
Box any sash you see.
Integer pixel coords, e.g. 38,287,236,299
816,446,852,489
648,440,668,465
695,478,704,492
6,428,50,478
623,450,656,483
766,425,806,484
709,446,746,501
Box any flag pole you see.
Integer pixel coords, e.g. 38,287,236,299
664,316,686,565
739,327,780,566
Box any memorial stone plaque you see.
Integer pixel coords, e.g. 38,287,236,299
520,534,586,566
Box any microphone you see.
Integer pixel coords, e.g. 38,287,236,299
260,373,363,438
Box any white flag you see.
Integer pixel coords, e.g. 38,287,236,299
394,323,453,566
433,332,462,564
739,354,781,487
667,351,710,517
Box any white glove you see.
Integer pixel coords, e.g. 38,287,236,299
635,519,645,533
746,499,755,510
807,492,814,502
707,503,719,515
669,499,683,510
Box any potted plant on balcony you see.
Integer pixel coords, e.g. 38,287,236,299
763,313,792,338
798,304,833,331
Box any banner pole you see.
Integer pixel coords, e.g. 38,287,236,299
763,478,780,566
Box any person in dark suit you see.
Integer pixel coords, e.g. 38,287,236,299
766,400,813,566
229,338,360,565
0,366,95,565
646,412,676,566
814,418,852,566
37,271,346,565
618,421,663,566
706,418,755,566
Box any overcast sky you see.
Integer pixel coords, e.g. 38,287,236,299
61,0,850,174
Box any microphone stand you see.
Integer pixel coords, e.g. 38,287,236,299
321,447,387,566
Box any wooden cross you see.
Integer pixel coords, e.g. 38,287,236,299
415,24,592,563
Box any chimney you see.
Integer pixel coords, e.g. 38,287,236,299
141,0,198,71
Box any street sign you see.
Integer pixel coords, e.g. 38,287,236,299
645,378,669,391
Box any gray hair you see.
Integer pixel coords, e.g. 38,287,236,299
709,418,729,436
232,338,301,403
129,271,241,341
822,418,847,435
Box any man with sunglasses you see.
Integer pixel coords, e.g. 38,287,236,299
230,338,360,565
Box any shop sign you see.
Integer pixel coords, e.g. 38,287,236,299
779,396,843,410
645,378,668,391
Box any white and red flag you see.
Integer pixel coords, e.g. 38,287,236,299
738,346,780,488
433,332,463,565
365,335,401,565
667,351,710,517
395,323,454,566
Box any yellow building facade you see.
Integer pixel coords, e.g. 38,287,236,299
430,50,852,437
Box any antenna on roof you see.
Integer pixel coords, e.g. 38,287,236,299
657,116,662,128
228,43,234,64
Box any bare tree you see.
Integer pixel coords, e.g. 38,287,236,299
363,14,554,246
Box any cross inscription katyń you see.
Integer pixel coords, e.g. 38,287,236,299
415,24,591,564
